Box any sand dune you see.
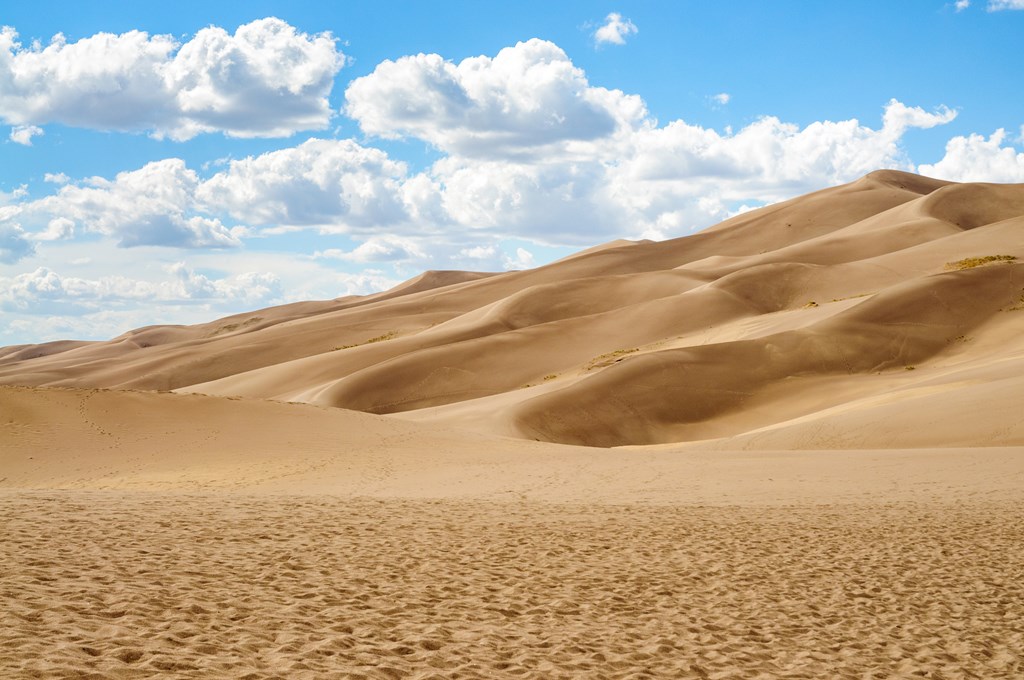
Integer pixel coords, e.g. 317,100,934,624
3,170,1022,449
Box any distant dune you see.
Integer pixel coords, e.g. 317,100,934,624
3,169,1023,448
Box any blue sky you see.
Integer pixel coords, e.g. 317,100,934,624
1,0,1023,344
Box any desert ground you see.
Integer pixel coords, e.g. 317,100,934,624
2,170,1023,678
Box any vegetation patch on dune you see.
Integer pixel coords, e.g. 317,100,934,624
586,347,639,371
944,255,1016,271
831,292,873,303
521,373,561,388
333,331,398,351
207,317,263,338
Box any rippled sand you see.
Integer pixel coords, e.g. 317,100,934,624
3,492,1022,679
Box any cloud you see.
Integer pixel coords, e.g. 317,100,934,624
918,129,1024,182
0,184,27,205
0,263,281,314
196,138,411,229
0,243,408,342
617,99,956,191
164,263,282,305
881,98,957,134
343,41,959,242
420,98,960,243
8,124,41,145
313,235,426,263
0,259,408,343
0,18,344,140
344,39,648,157
43,172,69,184
30,217,74,241
1,96,961,256
503,247,535,270
988,0,1024,9
710,93,730,106
1,28,964,258
457,245,497,261
6,159,241,247
0,222,34,262
955,0,970,11
432,154,624,243
594,13,639,46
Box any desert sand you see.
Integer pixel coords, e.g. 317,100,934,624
2,170,1024,678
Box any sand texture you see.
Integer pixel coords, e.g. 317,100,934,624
3,493,1023,680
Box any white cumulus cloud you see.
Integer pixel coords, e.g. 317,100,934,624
0,34,965,255
0,18,344,140
881,98,957,134
918,129,1024,182
612,99,957,197
344,39,648,157
31,217,74,241
503,247,535,270
594,13,639,46
196,138,411,229
7,159,241,248
418,98,960,243
8,124,42,145
432,154,622,243
343,41,960,242
313,235,426,263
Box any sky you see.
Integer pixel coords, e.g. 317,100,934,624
1,0,1023,345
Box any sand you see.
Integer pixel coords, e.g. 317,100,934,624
3,494,1022,679
2,170,1024,677
2,385,1024,678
